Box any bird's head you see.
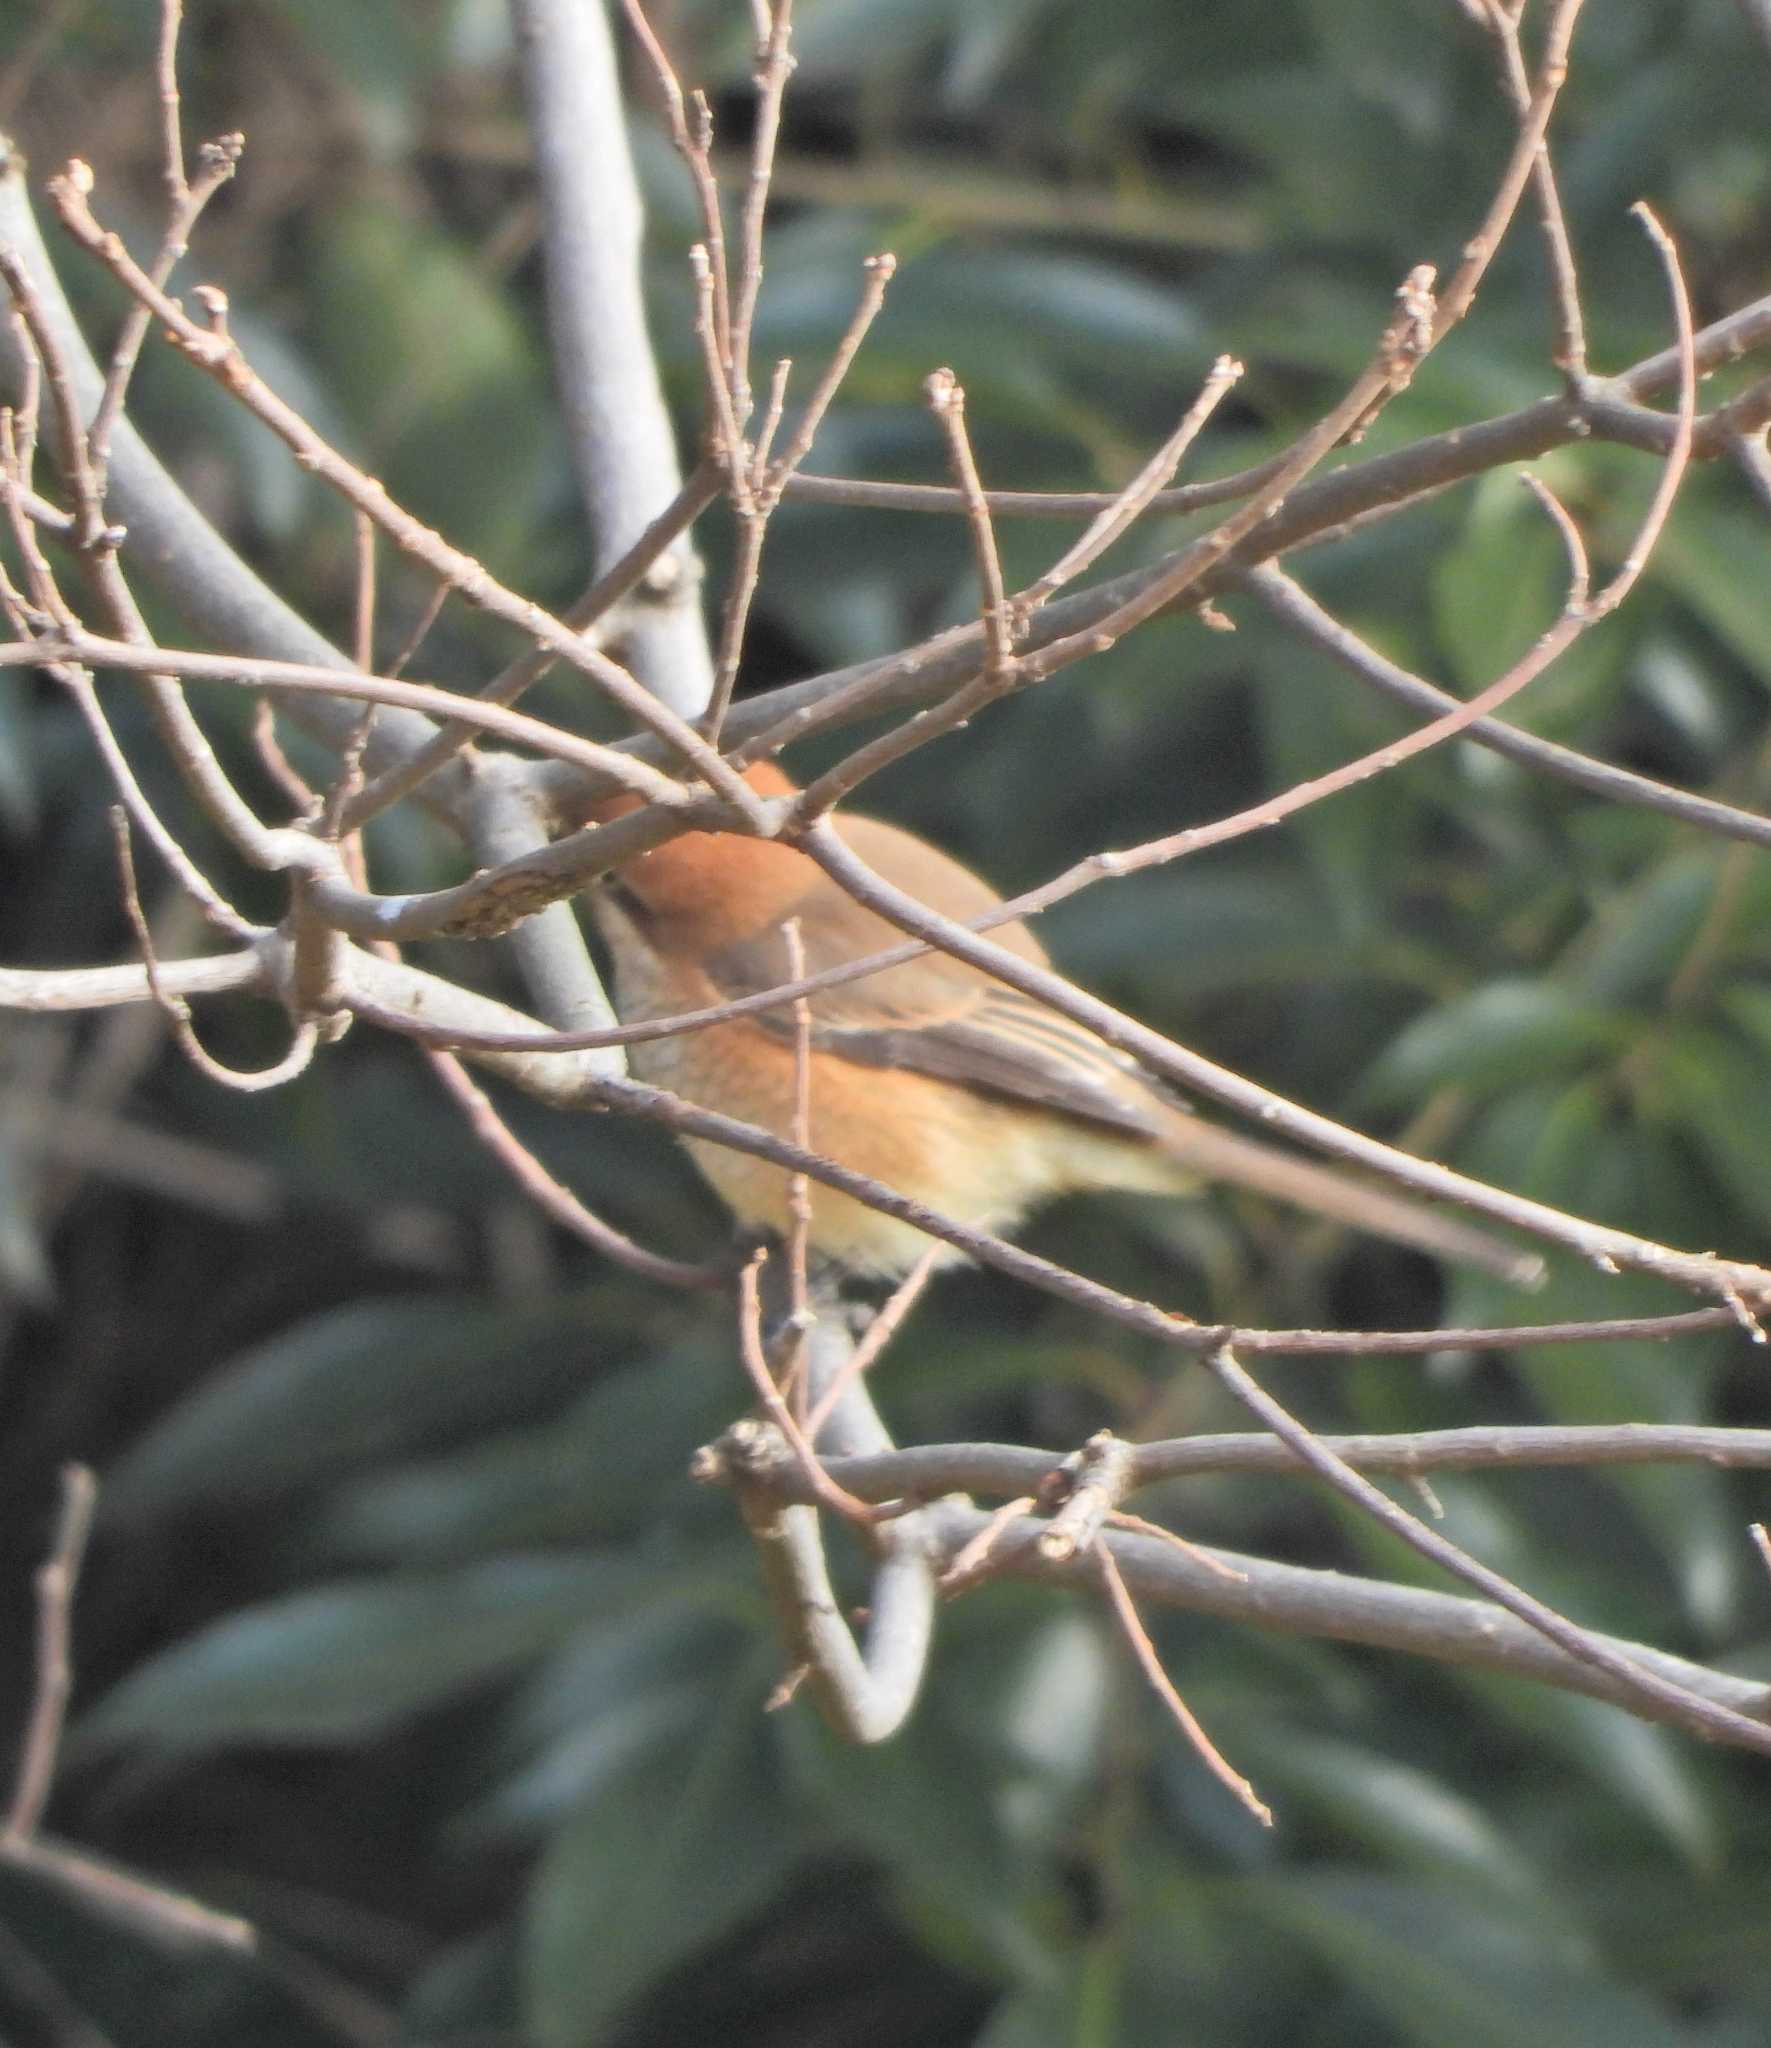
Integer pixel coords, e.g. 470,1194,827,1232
585,757,811,951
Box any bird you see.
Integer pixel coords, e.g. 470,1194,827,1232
585,760,1528,1284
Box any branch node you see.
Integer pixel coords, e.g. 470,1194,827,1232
1038,1430,1137,1562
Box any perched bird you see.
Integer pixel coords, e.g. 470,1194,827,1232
587,761,1523,1282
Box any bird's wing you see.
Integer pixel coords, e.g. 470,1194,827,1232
703,812,1170,1140
696,818,1541,1281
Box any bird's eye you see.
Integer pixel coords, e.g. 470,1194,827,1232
601,877,656,931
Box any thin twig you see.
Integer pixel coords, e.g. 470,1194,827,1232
54,659,251,936
750,356,793,493
727,0,796,420
618,1,730,368
1242,565,1771,855
1106,1511,1249,1582
320,510,379,838
805,1245,939,1440
927,367,1014,682
1475,0,1588,379
250,697,317,814
422,1045,727,1290
342,458,722,830
1208,1344,1771,1757
87,126,244,493
154,0,188,206
779,916,815,1394
110,808,318,1090
690,241,752,509
5,1465,96,1839
1097,1541,1272,1826
703,250,897,743
940,1496,1038,1592
382,578,452,680
703,506,764,739
46,168,770,829
1,229,285,873
735,1255,894,1524
11,630,691,808
1,1833,256,1953
759,253,896,499
1017,354,1244,615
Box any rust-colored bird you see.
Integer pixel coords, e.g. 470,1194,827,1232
588,761,1522,1281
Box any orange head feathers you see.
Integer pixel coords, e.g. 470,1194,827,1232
594,760,811,944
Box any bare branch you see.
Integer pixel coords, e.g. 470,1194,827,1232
109,808,317,1092
1017,353,1244,614
805,1423,1771,1507
1,1834,256,1954
8,631,691,810
422,1044,726,1291
511,0,714,716
727,0,796,420
734,1256,888,1526
928,367,1013,680
0,234,290,874
759,253,896,498
1097,1540,1273,1826
340,459,724,832
1472,0,1588,379
1241,565,1771,853
0,952,265,1014
46,168,763,825
618,1,730,372
780,918,815,1375
1037,1431,1136,1563
1208,1345,1771,1756
706,1413,935,1745
710,1480,1771,1746
804,1247,938,1440
5,1465,96,1838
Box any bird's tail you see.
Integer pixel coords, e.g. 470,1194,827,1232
1150,1105,1544,1286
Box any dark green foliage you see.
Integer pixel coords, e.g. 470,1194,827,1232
5,2,1771,2043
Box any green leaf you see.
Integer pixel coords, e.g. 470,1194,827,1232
310,1337,739,1562
1433,468,1575,697
1569,855,1719,1006
1238,1870,1700,2048
779,1681,1051,1983
972,1963,1108,2048
472,1609,743,1836
304,201,550,570
103,1296,615,1518
1247,637,1412,931
1240,1730,1542,1905
1486,1688,1720,1875
522,1651,804,2047
81,1554,677,1747
1651,482,1771,678
1363,979,1631,1108
1656,1025,1771,1235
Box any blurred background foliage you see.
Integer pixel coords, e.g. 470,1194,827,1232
4,0,1771,2042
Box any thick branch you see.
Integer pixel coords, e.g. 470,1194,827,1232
839,1501,1771,1745
804,1423,1771,1506
511,0,714,717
